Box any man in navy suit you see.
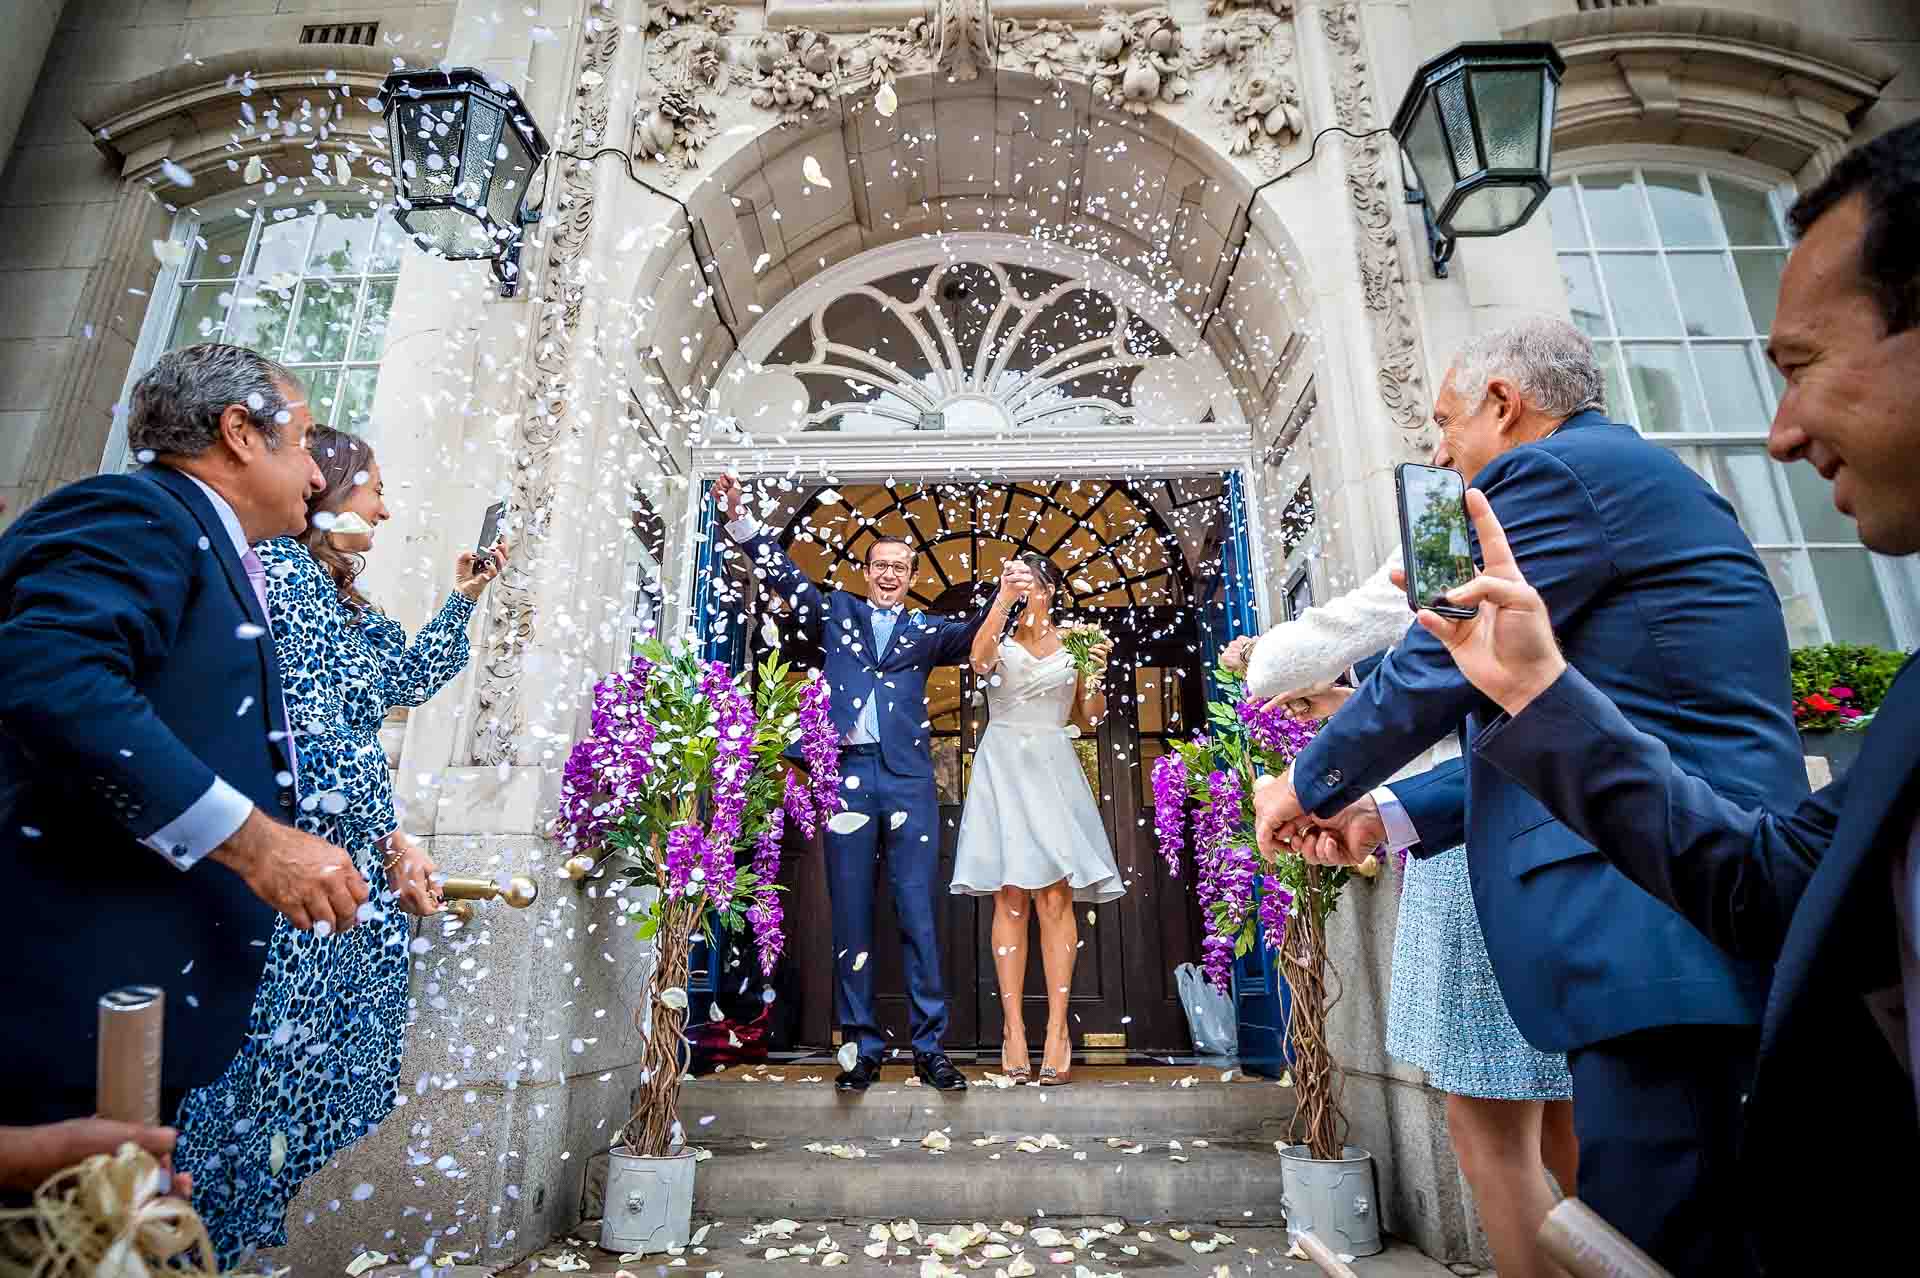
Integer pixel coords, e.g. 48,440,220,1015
1397,123,1920,1276
1254,318,1805,1273
0,343,369,1130
714,476,993,1091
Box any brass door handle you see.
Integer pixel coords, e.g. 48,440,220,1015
437,875,539,921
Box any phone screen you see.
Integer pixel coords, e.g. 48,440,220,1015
1400,464,1476,612
477,501,506,558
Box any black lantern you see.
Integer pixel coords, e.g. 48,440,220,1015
1390,41,1564,277
381,68,550,296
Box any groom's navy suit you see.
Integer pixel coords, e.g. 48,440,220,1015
1291,412,1805,1273
728,519,989,1057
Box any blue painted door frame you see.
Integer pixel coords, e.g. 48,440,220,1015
1198,470,1292,1077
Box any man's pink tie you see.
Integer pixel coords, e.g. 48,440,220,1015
241,549,298,785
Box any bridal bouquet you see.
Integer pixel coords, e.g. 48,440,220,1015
552,638,840,1157
1151,664,1353,1161
1061,622,1110,676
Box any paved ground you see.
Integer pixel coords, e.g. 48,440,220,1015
461,1219,1478,1278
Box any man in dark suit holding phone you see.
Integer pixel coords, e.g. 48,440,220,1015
1253,317,1806,1273
1386,123,1920,1276
0,343,370,1129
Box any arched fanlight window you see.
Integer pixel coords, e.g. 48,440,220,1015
761,260,1177,433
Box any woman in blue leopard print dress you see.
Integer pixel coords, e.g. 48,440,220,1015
174,428,507,1265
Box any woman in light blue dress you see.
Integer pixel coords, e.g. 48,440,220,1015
1225,549,1574,1278
173,427,506,1266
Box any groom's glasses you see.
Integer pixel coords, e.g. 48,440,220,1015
868,561,912,579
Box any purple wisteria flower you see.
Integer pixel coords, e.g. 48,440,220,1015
1194,769,1254,993
1150,751,1188,878
1258,874,1294,955
1236,697,1318,759
553,653,656,852
783,675,841,837
699,661,757,904
746,804,785,976
662,821,706,898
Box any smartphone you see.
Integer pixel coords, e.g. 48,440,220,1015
476,500,507,560
1394,463,1478,620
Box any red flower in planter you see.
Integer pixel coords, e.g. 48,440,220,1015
1805,694,1841,714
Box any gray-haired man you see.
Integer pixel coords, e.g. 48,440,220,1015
1255,317,1808,1273
0,342,368,1128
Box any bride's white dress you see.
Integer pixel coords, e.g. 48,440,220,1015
951,638,1124,903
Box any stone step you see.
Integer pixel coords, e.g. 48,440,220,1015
691,1136,1287,1226
681,1073,1296,1146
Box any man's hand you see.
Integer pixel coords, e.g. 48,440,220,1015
1412,488,1566,716
1220,635,1255,674
1296,794,1385,868
211,808,370,934
712,473,746,523
1253,768,1307,859
0,1119,191,1196
1263,684,1353,722
996,561,1035,605
383,829,442,916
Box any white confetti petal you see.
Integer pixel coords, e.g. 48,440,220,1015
875,82,898,117
801,155,832,188
827,811,870,835
852,951,868,972
889,811,908,829
837,1041,860,1072
243,155,264,183
659,987,689,1011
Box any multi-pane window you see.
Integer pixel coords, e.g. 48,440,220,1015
158,199,403,437
1548,168,1914,649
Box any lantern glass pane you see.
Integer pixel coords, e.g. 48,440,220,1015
1447,182,1531,234
401,206,491,259
487,124,536,232
1435,75,1481,178
458,96,505,217
1404,99,1457,212
1469,69,1541,170
399,99,466,201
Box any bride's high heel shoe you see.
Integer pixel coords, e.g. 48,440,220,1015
1038,1032,1072,1086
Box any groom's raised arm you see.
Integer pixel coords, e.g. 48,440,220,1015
724,514,829,644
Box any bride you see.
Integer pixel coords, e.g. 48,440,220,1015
951,553,1121,1086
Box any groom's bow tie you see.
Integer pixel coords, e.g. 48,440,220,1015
872,604,901,617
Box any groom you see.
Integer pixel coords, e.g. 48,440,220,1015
713,477,1006,1092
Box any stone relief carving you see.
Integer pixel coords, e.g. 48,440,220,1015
921,0,998,83
747,27,838,121
992,18,1082,82
1089,9,1191,116
626,2,1310,171
1194,1,1302,166
472,3,620,766
1319,2,1432,455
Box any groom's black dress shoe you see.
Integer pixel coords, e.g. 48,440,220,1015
835,1055,882,1092
915,1052,968,1091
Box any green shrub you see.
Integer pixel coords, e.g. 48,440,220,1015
1789,643,1909,731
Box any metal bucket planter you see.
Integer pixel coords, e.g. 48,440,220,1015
1279,1144,1381,1258
599,1147,697,1256
1800,729,1868,779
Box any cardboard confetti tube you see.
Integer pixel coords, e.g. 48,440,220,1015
1291,1231,1361,1278
1538,1199,1674,1278
96,985,163,1125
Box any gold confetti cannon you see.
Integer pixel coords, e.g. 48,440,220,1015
438,874,538,922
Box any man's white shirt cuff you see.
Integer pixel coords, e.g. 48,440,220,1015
141,777,252,869
1371,785,1419,853
724,515,760,543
